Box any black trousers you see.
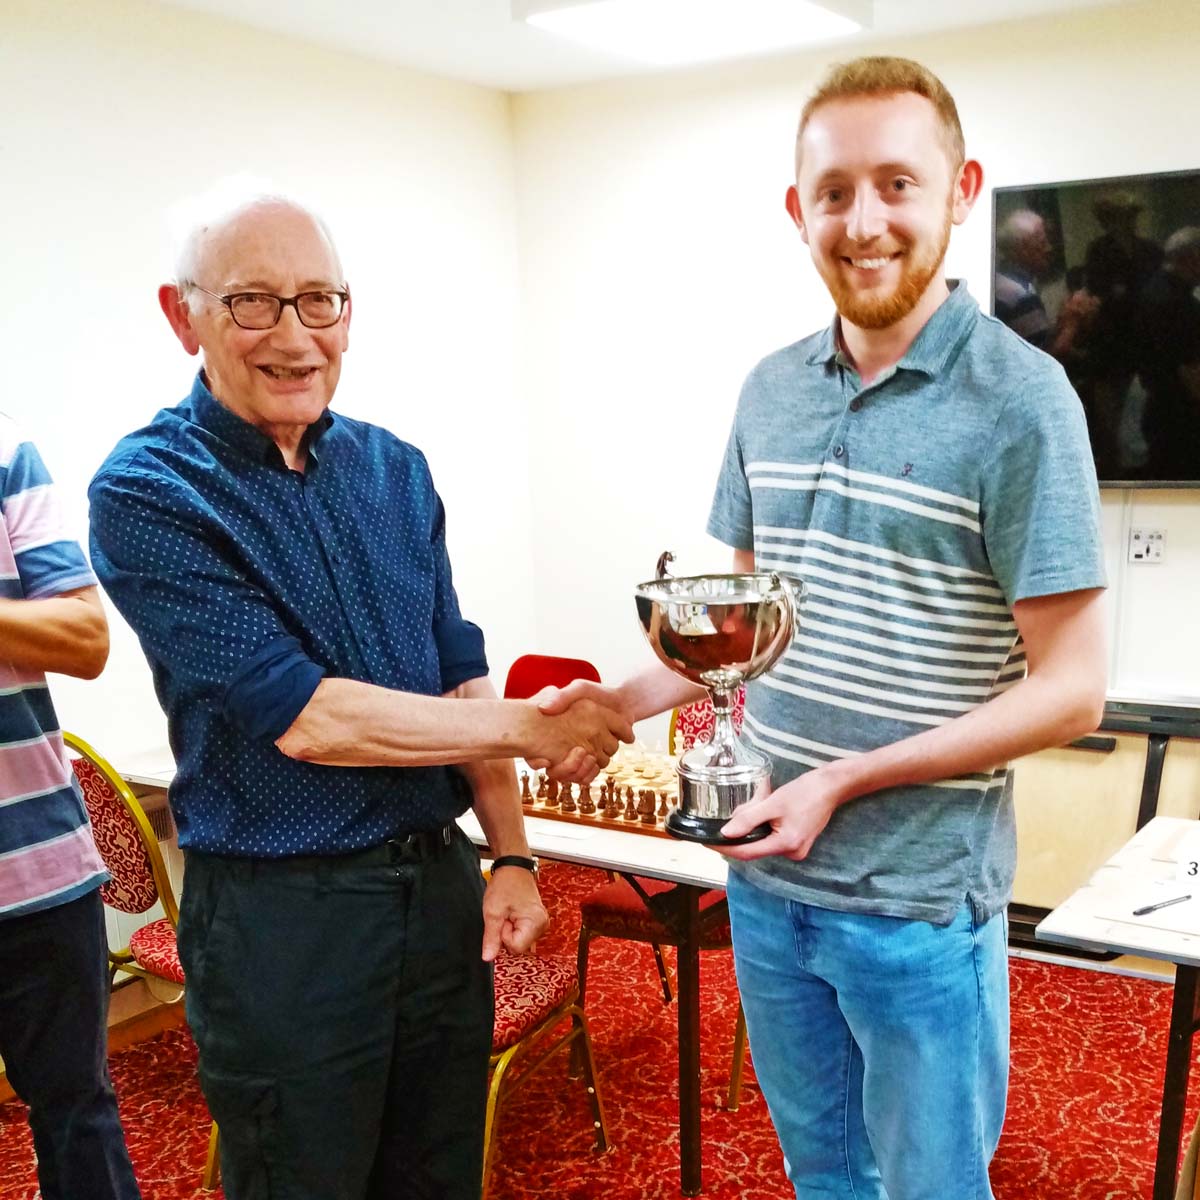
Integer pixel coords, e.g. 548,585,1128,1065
178,827,494,1200
0,888,141,1200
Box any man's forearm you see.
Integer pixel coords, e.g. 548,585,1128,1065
276,677,542,767
465,756,531,856
0,589,108,679
451,676,530,856
276,673,630,771
819,665,1107,811
617,663,707,722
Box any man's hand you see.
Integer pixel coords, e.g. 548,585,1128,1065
522,692,634,783
481,867,549,961
717,764,849,862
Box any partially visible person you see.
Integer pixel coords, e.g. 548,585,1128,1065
1085,190,1162,315
1136,225,1200,479
1082,190,1164,470
995,208,1098,360
0,415,141,1200
994,208,1055,348
88,187,631,1200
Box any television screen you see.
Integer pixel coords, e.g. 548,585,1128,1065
991,170,1200,487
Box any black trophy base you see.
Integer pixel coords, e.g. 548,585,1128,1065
665,808,771,846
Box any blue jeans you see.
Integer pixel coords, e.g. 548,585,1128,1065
727,870,1008,1200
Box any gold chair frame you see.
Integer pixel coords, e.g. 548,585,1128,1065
484,986,609,1198
63,732,221,1190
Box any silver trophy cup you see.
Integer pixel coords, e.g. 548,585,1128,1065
634,553,803,845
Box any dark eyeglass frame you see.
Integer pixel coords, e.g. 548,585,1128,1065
187,284,349,330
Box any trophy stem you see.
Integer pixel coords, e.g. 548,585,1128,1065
668,686,771,845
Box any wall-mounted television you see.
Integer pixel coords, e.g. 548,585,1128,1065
991,169,1200,487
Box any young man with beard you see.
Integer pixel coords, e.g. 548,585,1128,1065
542,57,1108,1198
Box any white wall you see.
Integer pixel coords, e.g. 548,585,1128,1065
5,0,1200,764
1,0,535,758
512,0,1200,717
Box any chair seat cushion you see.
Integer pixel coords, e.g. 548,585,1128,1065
580,878,731,944
492,953,577,1052
129,918,186,985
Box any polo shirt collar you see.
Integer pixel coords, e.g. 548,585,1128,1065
803,279,979,377
188,371,335,466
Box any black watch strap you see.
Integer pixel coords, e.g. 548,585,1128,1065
491,854,539,876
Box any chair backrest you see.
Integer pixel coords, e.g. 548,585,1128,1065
63,732,179,925
503,654,601,700
668,685,747,755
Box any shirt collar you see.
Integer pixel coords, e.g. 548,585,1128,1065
803,279,979,377
187,371,335,467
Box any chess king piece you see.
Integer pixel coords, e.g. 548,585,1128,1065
634,551,802,845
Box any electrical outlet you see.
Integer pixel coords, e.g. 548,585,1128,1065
1128,527,1166,564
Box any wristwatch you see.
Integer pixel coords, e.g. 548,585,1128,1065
490,854,539,877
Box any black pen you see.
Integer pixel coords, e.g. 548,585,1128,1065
1132,894,1192,917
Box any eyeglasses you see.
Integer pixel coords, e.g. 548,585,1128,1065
187,284,349,330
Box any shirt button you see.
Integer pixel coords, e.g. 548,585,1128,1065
849,398,862,412
833,444,845,458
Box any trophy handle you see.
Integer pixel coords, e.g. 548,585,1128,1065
655,550,676,580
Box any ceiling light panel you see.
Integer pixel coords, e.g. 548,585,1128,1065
514,0,871,66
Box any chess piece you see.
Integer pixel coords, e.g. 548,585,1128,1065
561,781,577,813
624,786,637,821
579,783,596,815
546,777,560,808
658,790,670,818
537,773,549,800
639,790,657,826
520,773,533,805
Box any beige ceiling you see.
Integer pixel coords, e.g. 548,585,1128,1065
148,0,1137,91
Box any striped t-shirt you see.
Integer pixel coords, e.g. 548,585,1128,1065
1,415,107,920
708,283,1106,924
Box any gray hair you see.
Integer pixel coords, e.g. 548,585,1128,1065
168,176,344,293
996,209,1045,259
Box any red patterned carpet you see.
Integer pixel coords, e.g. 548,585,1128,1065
1,864,1197,1199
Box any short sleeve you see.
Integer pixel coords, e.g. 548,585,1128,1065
979,360,1107,605
2,435,96,600
89,466,324,741
706,400,755,552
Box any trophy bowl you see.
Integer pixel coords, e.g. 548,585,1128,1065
634,554,803,845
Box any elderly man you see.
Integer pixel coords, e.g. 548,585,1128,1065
88,191,630,1200
545,56,1107,1200
0,417,140,1199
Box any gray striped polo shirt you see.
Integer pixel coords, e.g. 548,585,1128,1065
708,282,1105,924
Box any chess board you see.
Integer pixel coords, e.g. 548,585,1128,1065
519,748,680,840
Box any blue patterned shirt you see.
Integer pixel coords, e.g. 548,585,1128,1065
89,374,488,857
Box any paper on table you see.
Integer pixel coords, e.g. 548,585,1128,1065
1096,880,1200,935
527,825,594,841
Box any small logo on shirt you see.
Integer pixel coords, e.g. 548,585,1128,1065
901,463,914,477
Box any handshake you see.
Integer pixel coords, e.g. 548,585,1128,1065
517,680,635,783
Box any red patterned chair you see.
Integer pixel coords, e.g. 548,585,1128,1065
502,653,601,700
64,732,221,1190
575,689,752,1111
485,952,609,1197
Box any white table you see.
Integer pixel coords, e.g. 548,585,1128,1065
1037,816,1200,1200
117,751,728,1197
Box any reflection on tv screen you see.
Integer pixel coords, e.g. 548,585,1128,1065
991,169,1200,487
